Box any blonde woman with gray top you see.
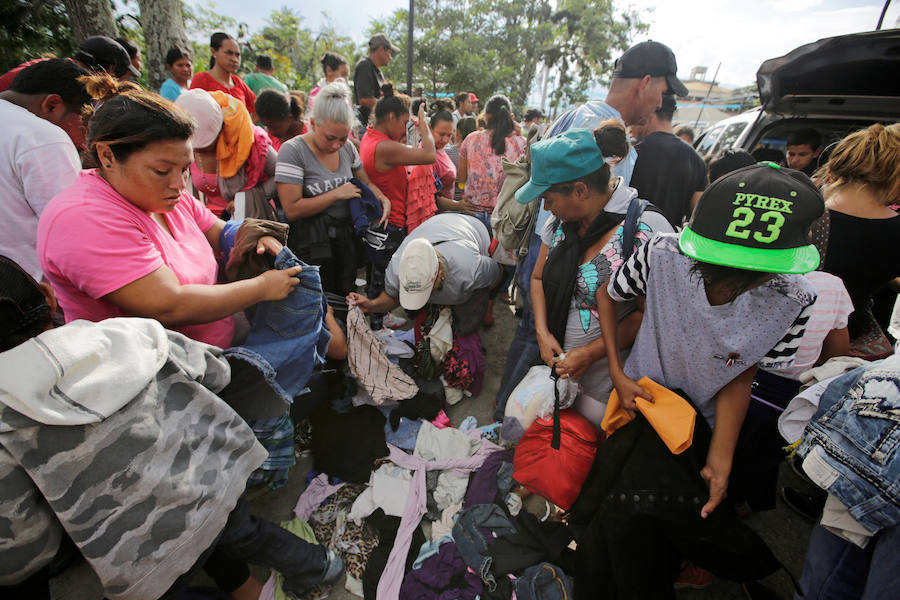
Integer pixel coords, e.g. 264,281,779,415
275,82,390,295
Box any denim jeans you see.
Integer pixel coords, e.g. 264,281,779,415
216,497,326,595
493,230,544,422
452,504,517,591
236,248,330,401
795,523,900,600
798,355,900,532
473,210,515,298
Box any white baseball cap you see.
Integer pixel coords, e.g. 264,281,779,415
398,238,438,310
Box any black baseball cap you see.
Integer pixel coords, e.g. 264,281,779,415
74,36,140,79
613,40,688,98
679,162,824,274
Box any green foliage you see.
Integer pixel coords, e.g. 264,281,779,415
366,0,646,114
115,0,150,88
0,0,77,71
183,3,357,92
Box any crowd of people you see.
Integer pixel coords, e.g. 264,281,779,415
0,28,899,600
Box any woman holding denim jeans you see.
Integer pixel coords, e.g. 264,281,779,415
37,75,300,349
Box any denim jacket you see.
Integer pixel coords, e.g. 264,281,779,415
224,247,330,405
798,354,900,533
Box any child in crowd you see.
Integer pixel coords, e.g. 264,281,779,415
598,162,823,517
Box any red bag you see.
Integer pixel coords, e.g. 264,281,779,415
513,408,602,510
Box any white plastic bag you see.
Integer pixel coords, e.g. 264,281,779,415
501,364,580,443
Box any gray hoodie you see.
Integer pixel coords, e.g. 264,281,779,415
0,318,266,599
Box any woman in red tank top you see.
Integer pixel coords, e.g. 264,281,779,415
358,84,436,321
359,84,436,227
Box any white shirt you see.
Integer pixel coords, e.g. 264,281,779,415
0,99,81,279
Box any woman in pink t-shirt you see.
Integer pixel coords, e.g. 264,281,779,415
37,75,300,349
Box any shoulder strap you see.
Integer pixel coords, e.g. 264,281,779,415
550,363,562,450
621,199,664,262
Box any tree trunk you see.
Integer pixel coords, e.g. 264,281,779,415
137,0,191,91
62,0,117,43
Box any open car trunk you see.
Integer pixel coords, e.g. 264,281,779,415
756,29,900,120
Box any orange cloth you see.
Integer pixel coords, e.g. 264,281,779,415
602,377,696,454
209,91,254,179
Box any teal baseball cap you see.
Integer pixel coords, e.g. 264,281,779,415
515,128,606,204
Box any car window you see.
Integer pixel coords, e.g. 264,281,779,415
696,125,725,156
710,122,749,156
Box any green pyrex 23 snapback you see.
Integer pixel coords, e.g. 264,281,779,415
679,162,824,274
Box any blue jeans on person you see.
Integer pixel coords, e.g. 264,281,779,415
493,230,543,422
215,497,327,595
473,210,515,298
795,523,900,600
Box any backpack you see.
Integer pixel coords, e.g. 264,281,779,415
491,124,543,256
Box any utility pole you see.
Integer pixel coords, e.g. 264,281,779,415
693,62,721,130
407,0,415,94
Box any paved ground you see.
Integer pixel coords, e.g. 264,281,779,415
51,302,815,599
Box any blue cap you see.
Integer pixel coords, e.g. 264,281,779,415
515,128,606,204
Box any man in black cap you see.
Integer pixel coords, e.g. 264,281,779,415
545,40,688,184
630,94,708,226
73,36,141,81
494,40,689,422
353,33,400,130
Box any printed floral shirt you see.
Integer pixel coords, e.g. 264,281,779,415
459,130,526,211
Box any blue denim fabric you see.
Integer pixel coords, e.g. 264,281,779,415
471,210,515,298
797,355,900,532
413,535,453,569
452,504,517,592
233,247,330,400
494,292,541,422
795,523,900,600
215,497,326,595
378,406,422,451
515,562,574,600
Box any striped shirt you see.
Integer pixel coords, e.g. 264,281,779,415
608,233,817,426
767,271,852,379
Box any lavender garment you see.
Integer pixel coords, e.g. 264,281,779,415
455,332,487,395
399,541,482,600
464,449,515,507
376,437,503,600
293,473,345,521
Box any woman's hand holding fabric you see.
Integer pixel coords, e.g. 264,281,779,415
555,346,592,379
335,182,362,201
458,198,477,215
537,329,563,367
346,292,372,312
377,194,391,226
257,265,302,301
610,371,653,418
255,235,284,257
